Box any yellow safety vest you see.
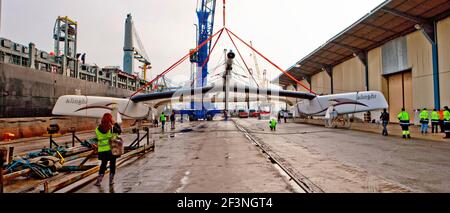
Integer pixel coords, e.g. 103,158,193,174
444,110,450,121
160,114,166,122
397,111,410,121
420,110,429,120
270,119,277,127
95,128,112,153
431,111,440,121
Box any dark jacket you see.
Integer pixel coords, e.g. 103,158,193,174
380,112,389,122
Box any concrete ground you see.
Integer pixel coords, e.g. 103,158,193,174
77,121,294,193
295,118,450,143
29,117,449,193
235,118,450,193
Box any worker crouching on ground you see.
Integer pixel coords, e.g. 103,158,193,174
444,106,450,139
269,118,278,131
397,108,411,139
94,113,122,186
380,109,389,136
419,108,430,134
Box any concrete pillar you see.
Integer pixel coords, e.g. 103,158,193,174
324,65,333,94
356,51,369,91
419,23,440,110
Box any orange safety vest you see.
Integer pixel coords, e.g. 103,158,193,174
439,110,444,120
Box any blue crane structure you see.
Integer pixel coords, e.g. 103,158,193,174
186,0,220,120
195,0,217,88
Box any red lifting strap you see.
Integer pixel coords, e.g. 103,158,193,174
226,29,259,88
131,27,225,97
200,28,224,68
226,28,316,95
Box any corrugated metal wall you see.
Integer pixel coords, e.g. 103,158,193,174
311,71,331,95
382,37,409,75
296,16,450,112
388,72,413,123
407,31,434,110
438,16,450,108
332,57,365,94
368,47,388,99
296,79,311,93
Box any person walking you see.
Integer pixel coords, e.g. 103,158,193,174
160,112,167,132
380,109,390,136
277,112,282,124
269,118,278,131
170,111,176,130
283,111,288,123
444,106,450,139
224,110,229,121
397,108,411,139
94,113,121,186
419,108,430,134
431,109,440,134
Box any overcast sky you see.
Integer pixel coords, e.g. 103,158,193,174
1,0,385,84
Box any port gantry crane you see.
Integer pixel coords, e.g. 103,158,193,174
187,0,219,120
123,14,151,80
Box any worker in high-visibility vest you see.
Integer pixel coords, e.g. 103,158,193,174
439,109,445,133
419,108,430,134
160,112,167,132
397,108,411,139
444,106,450,139
269,118,278,131
94,113,119,186
431,109,440,134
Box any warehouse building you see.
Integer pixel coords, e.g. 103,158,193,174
274,0,450,123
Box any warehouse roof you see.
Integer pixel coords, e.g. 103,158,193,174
274,0,450,86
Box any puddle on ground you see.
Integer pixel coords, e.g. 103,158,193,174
175,170,191,193
180,128,194,133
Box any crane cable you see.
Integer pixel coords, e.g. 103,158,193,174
226,28,316,95
225,29,260,88
123,27,225,113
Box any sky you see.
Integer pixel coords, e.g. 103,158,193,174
0,0,386,84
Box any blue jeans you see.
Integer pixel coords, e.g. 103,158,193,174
382,121,388,136
161,121,166,131
421,123,429,133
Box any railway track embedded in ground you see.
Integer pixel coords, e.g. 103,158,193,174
233,119,324,193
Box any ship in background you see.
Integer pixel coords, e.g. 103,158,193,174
0,15,174,118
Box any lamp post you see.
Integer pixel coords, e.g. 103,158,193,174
194,24,198,47
0,0,2,34
192,24,199,86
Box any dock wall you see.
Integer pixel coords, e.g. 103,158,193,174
0,62,133,118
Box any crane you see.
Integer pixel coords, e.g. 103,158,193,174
188,0,218,120
196,0,217,88
123,14,151,80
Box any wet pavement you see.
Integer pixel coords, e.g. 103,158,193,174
235,118,450,192
77,121,293,193
73,118,450,193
